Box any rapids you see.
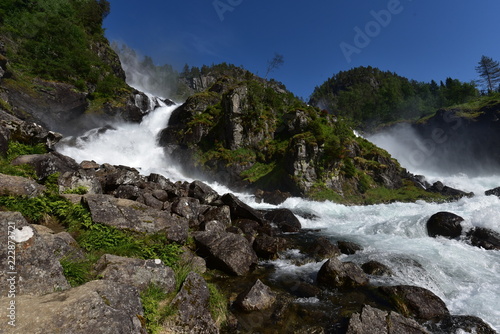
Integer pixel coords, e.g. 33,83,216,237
56,103,500,331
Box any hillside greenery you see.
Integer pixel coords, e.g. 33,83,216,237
0,0,129,98
309,66,478,131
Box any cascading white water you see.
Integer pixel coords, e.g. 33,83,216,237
56,103,500,332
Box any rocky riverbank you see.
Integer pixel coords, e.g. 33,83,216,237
1,110,497,333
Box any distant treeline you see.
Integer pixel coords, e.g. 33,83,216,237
309,66,478,130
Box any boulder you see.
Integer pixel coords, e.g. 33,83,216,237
58,169,103,194
305,236,341,260
0,212,70,296
378,285,449,321
253,234,287,259
0,173,46,198
32,225,85,262
83,194,188,242
428,181,473,198
361,261,393,277
96,164,146,193
426,212,464,238
189,180,220,204
338,240,363,255
171,197,201,220
171,272,219,334
466,227,500,250
221,193,263,223
94,254,176,293
200,205,232,229
263,208,301,232
0,280,146,334
12,151,80,180
235,279,276,312
193,231,258,276
424,315,497,334
316,257,368,289
346,305,430,334
254,189,292,205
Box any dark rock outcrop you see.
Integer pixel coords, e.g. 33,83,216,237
263,208,301,233
485,186,500,197
361,261,393,276
426,212,464,238
338,240,363,255
425,315,497,334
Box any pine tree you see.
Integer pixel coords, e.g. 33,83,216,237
475,55,500,93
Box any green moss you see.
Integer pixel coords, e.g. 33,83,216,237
240,162,276,182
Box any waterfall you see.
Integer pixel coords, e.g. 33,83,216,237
56,103,500,332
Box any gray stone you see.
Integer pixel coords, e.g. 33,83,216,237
189,180,220,204
83,194,188,242
0,280,146,334
0,173,46,197
235,279,276,312
33,225,85,262
0,212,70,296
172,272,219,334
94,254,176,293
193,231,258,276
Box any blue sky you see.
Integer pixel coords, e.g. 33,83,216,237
104,0,500,99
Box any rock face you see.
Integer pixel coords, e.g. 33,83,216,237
346,305,430,334
316,257,368,288
172,272,219,334
426,211,464,238
0,212,70,296
0,280,146,334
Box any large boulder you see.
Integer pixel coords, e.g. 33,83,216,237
346,305,430,334
426,212,464,238
0,280,146,334
316,257,368,289
425,315,497,334
94,254,176,293
0,173,46,198
485,186,500,198
171,272,219,334
83,194,189,242
193,230,258,276
378,285,449,321
235,279,276,312
12,151,80,180
32,225,85,262
221,193,264,223
0,212,70,296
188,180,220,204
263,208,301,232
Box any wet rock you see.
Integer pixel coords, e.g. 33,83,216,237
83,194,188,242
221,193,264,223
346,304,430,334
304,236,341,260
193,230,258,276
264,208,301,232
428,181,473,199
427,212,464,238
425,315,497,334
254,189,292,205
94,254,176,293
485,186,500,197
0,173,46,198
253,234,287,259
235,279,276,312
0,212,70,296
0,280,146,334
361,261,393,277
317,257,368,289
466,227,500,250
378,285,449,321
172,272,219,334
189,180,220,204
338,240,363,255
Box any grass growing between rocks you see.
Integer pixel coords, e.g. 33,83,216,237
140,284,178,334
0,141,47,178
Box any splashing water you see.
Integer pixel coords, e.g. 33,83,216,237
57,105,500,331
